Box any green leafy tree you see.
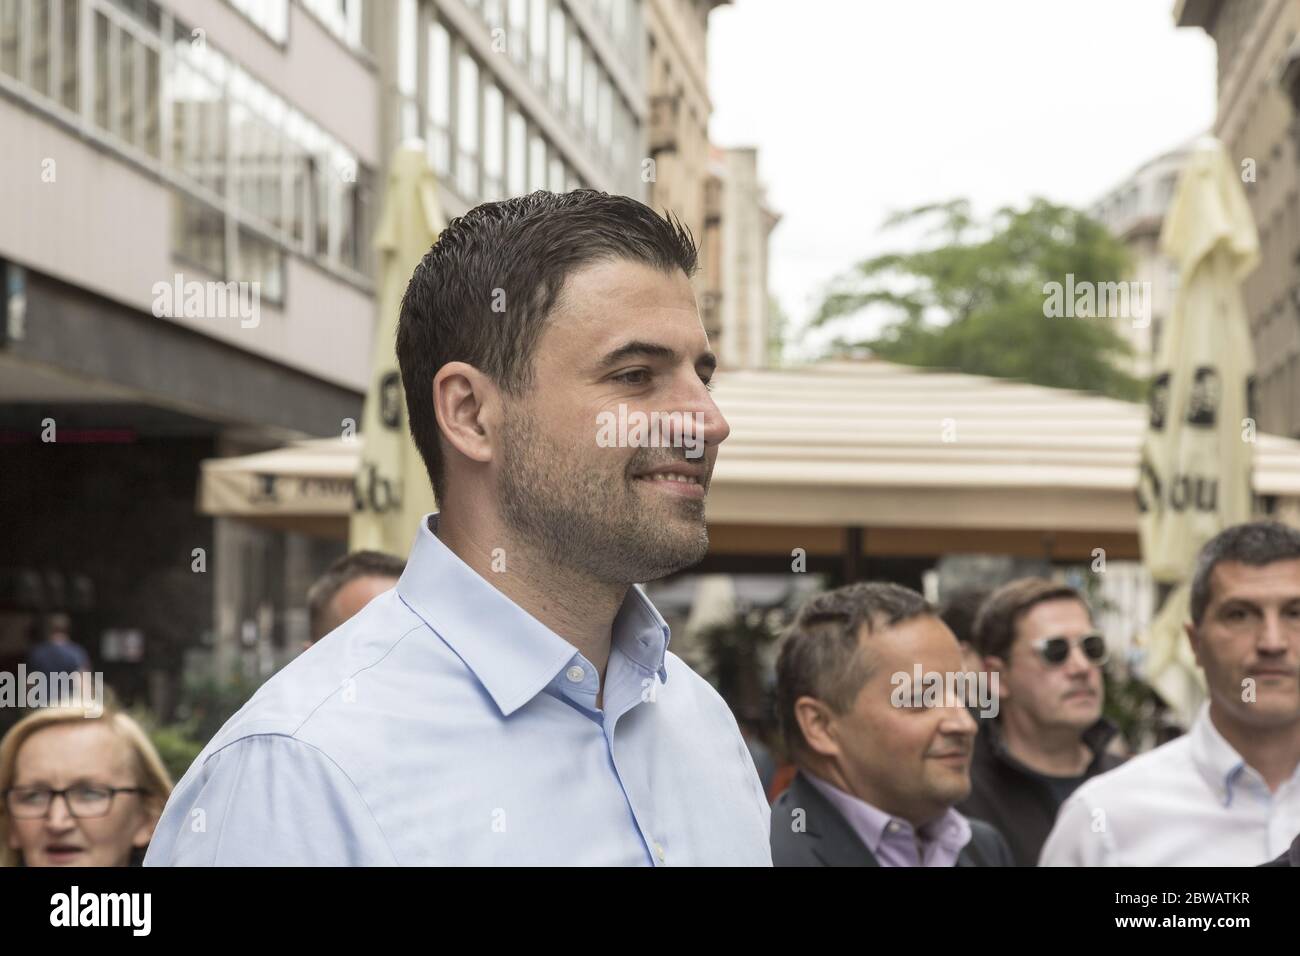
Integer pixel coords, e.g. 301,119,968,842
812,198,1144,400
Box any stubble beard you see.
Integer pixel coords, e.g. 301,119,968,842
497,406,709,584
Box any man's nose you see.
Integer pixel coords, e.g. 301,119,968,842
1064,642,1095,675
1258,611,1289,654
671,372,730,453
943,698,979,736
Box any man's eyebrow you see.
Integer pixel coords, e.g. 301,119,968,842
1217,598,1260,611
595,341,676,367
594,341,718,373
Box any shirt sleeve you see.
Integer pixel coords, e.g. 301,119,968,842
1038,788,1114,867
144,734,398,866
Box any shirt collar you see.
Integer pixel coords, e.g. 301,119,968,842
1189,702,1250,806
803,773,971,858
396,513,670,716
804,773,891,852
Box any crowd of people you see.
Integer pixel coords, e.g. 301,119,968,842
1,191,1297,867
3,517,1297,867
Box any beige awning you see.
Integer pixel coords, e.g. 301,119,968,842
198,358,1300,549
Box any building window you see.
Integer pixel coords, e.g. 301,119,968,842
234,225,285,305
529,0,546,88
94,9,110,130
583,48,598,139
0,0,19,80
302,0,366,49
457,51,480,198
227,0,288,44
483,82,504,199
95,14,164,160
30,0,51,97
230,69,287,233
548,2,565,112
508,0,527,67
529,130,546,193
172,191,226,277
598,74,612,153
427,18,451,174
507,108,526,196
397,0,419,141
169,29,229,197
59,0,78,110
566,31,581,120
338,161,373,275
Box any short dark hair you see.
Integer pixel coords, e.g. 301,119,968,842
1190,520,1300,626
307,550,406,642
939,587,990,646
396,189,697,503
972,577,1090,663
775,582,933,759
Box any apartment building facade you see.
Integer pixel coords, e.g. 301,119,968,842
0,0,658,712
1176,0,1300,438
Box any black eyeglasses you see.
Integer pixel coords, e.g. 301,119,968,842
1030,633,1108,667
3,785,144,820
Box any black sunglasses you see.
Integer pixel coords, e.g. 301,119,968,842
1030,633,1108,667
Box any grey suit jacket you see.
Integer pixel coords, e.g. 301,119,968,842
770,771,1015,867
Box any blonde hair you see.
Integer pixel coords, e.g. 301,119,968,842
0,705,173,867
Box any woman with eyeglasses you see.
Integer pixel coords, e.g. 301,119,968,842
0,705,172,867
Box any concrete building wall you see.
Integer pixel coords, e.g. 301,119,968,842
1178,0,1300,437
718,146,776,370
645,0,719,257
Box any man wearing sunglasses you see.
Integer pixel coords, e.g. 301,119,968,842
958,578,1123,866
1042,520,1300,865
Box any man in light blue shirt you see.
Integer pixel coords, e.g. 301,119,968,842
145,190,771,866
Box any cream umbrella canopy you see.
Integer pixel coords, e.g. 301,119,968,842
348,144,444,553
1137,136,1260,726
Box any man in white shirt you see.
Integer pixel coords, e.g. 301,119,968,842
1040,520,1300,865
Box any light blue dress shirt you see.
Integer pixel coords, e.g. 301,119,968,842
144,513,772,866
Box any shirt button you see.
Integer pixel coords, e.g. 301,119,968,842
654,842,665,862
565,665,585,683
887,822,900,833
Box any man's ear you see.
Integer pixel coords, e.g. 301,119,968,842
984,656,1010,700
432,362,499,470
793,696,841,758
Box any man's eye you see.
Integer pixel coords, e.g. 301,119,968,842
612,369,650,386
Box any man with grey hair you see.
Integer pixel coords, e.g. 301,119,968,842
770,581,1013,866
1041,519,1300,865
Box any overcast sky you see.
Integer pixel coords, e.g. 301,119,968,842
707,0,1217,358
